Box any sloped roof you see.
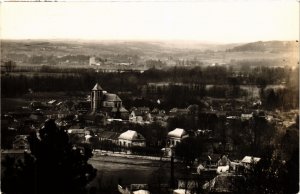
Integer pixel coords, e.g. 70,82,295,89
98,131,120,140
111,107,128,113
13,135,28,143
169,108,188,114
218,155,231,166
168,128,187,138
48,100,56,104
204,174,245,193
119,130,145,141
92,83,103,91
68,125,83,130
241,156,261,164
169,108,178,113
133,190,150,194
103,93,122,102
187,104,199,111
173,189,191,194
151,108,159,114
137,107,150,112
132,110,145,116
68,129,85,134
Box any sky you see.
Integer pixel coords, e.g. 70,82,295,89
0,0,299,43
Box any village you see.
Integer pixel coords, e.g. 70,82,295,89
2,80,298,194
1,0,300,193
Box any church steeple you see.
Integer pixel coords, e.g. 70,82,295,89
92,83,103,91
91,83,103,112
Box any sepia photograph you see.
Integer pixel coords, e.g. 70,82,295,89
0,1,299,194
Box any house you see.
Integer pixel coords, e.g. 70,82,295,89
85,112,108,125
151,109,167,122
241,156,261,168
75,101,90,114
89,56,101,66
118,130,146,147
67,125,97,144
187,104,199,115
217,155,231,174
54,118,70,127
13,135,29,150
173,189,191,194
57,110,75,119
137,107,150,114
241,112,253,121
217,155,231,166
1,149,30,162
129,107,152,124
57,100,75,112
118,184,150,194
177,174,200,192
98,131,120,144
67,125,85,137
167,128,189,147
176,171,217,193
84,126,99,134
30,101,47,111
111,107,129,120
129,110,144,123
47,99,57,105
169,108,189,117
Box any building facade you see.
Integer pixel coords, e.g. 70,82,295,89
118,130,146,147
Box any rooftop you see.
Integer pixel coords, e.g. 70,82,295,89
92,83,103,91
103,93,122,102
119,130,145,141
241,156,261,164
168,128,188,138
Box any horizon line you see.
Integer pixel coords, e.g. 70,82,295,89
1,38,298,45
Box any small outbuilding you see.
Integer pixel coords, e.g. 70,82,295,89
13,135,29,150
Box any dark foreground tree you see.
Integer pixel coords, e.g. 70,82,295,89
174,136,205,166
242,148,299,194
1,119,97,194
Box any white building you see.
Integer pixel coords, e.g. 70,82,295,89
167,128,189,147
89,57,101,66
118,130,146,147
241,156,261,168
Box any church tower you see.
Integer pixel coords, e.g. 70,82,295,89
91,83,103,112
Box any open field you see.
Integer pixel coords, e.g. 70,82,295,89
1,40,298,70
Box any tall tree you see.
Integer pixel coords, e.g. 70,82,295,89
243,150,298,194
174,136,205,166
1,119,97,194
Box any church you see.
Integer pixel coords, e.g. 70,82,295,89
90,83,128,119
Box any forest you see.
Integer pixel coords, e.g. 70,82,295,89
1,65,298,111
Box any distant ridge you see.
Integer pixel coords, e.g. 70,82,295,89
227,41,298,52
